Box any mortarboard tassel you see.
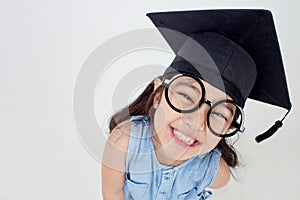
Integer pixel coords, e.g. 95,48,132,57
255,109,291,143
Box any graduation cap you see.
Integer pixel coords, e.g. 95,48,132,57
146,9,292,143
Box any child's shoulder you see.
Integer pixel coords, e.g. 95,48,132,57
108,119,131,152
107,115,150,151
103,120,131,172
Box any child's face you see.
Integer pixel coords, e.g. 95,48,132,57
152,76,233,164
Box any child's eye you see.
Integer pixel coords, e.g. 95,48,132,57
211,111,228,121
178,92,195,104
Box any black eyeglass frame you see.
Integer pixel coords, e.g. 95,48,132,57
162,73,245,138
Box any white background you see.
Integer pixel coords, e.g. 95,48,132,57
1,0,299,199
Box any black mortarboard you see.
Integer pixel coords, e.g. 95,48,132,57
146,9,292,143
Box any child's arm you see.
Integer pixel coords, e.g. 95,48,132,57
102,164,125,199
102,124,130,199
209,157,230,189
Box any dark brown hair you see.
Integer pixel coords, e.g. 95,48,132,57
109,74,239,168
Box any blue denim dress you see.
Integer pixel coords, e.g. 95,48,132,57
124,116,221,200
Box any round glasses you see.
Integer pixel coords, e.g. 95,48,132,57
162,73,245,138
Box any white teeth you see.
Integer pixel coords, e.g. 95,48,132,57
173,129,195,146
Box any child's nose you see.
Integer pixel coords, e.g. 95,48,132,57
182,103,210,133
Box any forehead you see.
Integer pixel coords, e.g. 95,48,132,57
201,79,232,101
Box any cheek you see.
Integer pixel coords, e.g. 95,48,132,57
201,134,222,153
153,104,167,133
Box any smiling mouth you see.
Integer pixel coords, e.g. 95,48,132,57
172,129,199,147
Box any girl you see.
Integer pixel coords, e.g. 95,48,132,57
102,9,291,200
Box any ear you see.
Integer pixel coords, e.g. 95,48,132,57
153,78,162,90
153,78,163,109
